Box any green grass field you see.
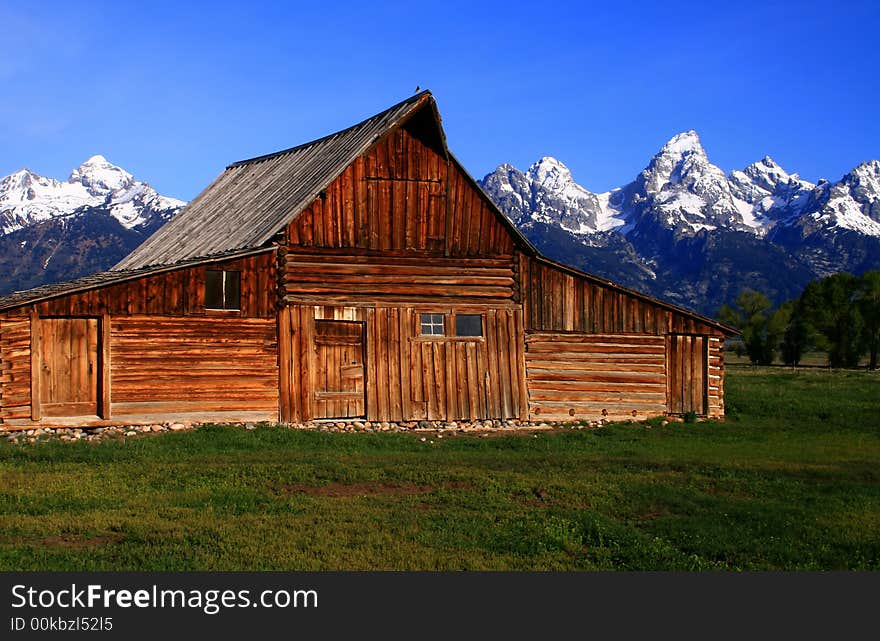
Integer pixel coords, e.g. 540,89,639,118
0,367,877,571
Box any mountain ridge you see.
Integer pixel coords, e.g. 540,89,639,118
479,134,880,315
2,140,878,317
0,156,184,295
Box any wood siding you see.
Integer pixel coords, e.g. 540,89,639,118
279,304,525,423
283,252,516,307
526,332,725,421
5,253,277,319
109,316,278,416
287,125,515,258
0,318,32,423
526,333,667,421
521,255,722,336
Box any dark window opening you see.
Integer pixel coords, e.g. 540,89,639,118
420,313,444,336
455,314,483,337
206,270,241,310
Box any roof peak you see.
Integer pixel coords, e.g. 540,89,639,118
227,90,433,169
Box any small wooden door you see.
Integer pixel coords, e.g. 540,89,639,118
666,334,708,416
313,320,365,419
40,318,99,416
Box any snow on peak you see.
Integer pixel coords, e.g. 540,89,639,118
659,130,704,157
744,156,794,188
2,168,39,189
526,156,574,189
851,159,880,179
1,157,184,235
68,155,134,196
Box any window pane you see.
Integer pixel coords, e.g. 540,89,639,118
455,314,482,337
224,271,241,310
420,313,444,336
205,270,223,309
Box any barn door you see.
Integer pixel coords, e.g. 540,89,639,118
40,318,99,416
666,334,708,416
313,320,365,419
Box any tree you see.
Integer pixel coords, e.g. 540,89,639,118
778,299,813,366
717,289,781,365
800,273,865,368
856,270,880,370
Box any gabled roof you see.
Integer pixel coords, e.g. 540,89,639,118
114,91,437,270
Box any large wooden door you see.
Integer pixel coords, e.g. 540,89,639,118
313,320,365,419
666,334,708,416
40,318,99,416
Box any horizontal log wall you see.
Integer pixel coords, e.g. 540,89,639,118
283,253,517,307
279,304,525,423
526,333,668,421
5,253,277,319
110,316,278,416
287,122,515,258
521,255,721,336
0,318,31,423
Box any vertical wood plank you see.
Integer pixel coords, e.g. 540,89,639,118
453,343,466,418
497,310,512,418
366,308,379,421
485,310,500,418
29,310,41,421
100,314,111,419
300,306,313,422
278,306,292,422
465,342,479,420
87,319,99,405
443,338,455,420
398,308,411,420
434,342,446,421
355,157,368,248
388,308,402,421
514,308,528,420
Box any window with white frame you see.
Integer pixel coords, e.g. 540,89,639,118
420,313,444,336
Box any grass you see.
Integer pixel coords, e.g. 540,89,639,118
0,368,877,570
724,349,870,367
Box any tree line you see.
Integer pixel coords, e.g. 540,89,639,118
717,270,880,369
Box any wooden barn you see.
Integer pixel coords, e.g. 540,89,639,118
0,91,734,430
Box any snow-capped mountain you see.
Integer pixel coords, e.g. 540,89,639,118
0,155,183,235
0,157,184,295
480,134,880,315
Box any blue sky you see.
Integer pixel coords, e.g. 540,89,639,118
1,1,878,200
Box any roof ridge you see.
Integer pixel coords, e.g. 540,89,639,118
226,90,432,169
